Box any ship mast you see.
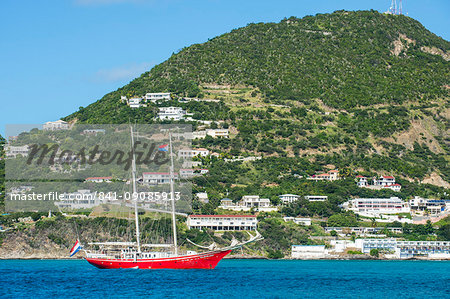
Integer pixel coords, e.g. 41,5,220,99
168,130,178,256
130,125,141,253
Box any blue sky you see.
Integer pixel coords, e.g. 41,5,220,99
1,0,449,137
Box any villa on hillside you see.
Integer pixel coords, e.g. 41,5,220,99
305,195,328,202
178,148,209,159
5,145,29,158
219,195,277,212
342,197,410,216
43,120,69,130
142,172,179,185
307,170,339,181
145,92,171,103
356,175,401,192
193,129,229,139
157,107,186,120
279,194,301,204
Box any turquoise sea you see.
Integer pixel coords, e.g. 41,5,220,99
1,259,449,298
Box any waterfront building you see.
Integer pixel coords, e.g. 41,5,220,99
354,238,397,254
396,240,450,259
291,245,326,259
186,215,257,231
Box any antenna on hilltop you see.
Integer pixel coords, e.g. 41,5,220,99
387,0,405,15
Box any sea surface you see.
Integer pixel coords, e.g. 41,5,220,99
1,259,449,298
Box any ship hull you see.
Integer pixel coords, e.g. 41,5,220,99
85,249,232,269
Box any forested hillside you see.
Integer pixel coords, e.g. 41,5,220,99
64,10,449,198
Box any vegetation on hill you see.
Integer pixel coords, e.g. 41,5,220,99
63,10,449,192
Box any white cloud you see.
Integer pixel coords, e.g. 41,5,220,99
91,62,154,83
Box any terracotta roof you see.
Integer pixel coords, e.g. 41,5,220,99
382,176,395,179
356,175,365,178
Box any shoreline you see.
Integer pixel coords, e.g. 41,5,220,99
1,256,449,261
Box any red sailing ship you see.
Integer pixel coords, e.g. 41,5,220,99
76,126,262,269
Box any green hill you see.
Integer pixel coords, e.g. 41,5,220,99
65,10,449,196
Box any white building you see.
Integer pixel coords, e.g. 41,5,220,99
305,195,328,202
283,217,311,226
145,92,171,103
195,192,209,203
6,145,29,157
325,227,403,236
396,240,450,259
187,215,257,231
192,131,207,139
374,176,396,186
307,170,339,181
409,197,449,215
142,172,178,185
383,183,401,192
279,194,301,204
343,197,410,216
178,148,209,159
219,196,277,212
43,120,69,131
291,245,326,259
157,107,186,120
128,97,143,108
356,175,368,187
54,189,99,209
354,238,397,254
85,176,112,183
